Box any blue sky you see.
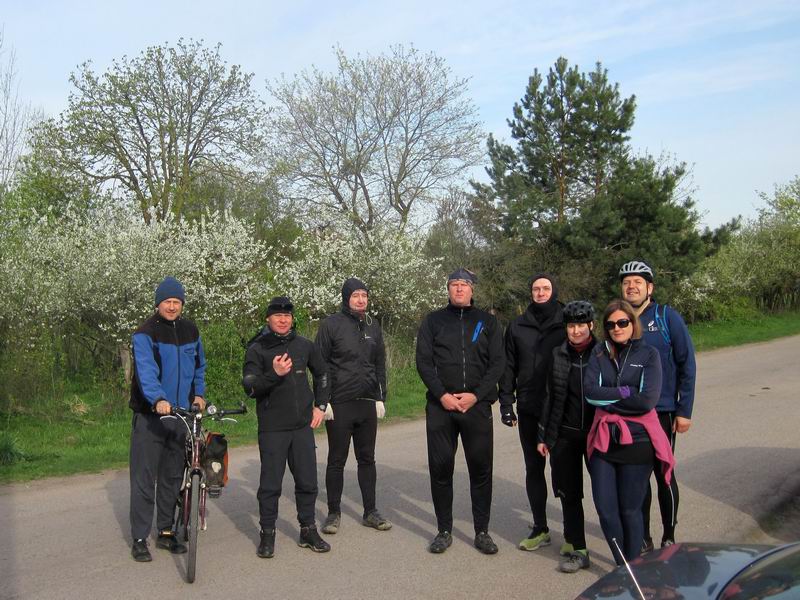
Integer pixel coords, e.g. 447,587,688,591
3,0,799,227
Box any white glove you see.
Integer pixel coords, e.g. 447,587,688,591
324,404,334,421
376,401,386,419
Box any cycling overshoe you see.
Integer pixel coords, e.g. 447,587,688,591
298,526,331,553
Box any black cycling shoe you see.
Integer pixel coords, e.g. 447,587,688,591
474,531,499,555
131,539,152,562
156,530,187,554
298,526,331,553
428,531,453,554
257,528,275,558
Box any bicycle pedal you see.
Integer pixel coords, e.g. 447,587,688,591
208,487,222,499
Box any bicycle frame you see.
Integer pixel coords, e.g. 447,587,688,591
163,402,246,583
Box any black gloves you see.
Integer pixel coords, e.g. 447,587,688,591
500,405,517,427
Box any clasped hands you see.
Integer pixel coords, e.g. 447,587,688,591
440,392,478,413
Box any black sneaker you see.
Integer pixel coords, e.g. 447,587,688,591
641,536,654,554
131,539,152,562
257,528,275,558
474,531,498,555
156,530,187,554
298,526,331,553
661,537,675,548
363,510,392,531
428,531,453,554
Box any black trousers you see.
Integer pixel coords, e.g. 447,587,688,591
549,434,588,549
518,411,548,530
324,399,378,516
257,426,318,530
642,411,679,541
426,400,493,534
129,412,187,540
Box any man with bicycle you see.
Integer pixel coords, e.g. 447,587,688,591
243,296,331,558
129,276,207,562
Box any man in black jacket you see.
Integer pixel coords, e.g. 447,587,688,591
316,277,391,535
242,296,330,558
498,273,565,551
416,268,505,555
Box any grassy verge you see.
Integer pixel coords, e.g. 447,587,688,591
0,367,426,484
688,310,800,351
2,311,799,484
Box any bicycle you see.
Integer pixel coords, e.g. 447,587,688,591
163,402,247,583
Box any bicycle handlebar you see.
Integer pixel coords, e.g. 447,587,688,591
170,402,248,419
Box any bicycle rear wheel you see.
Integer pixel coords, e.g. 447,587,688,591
187,473,201,583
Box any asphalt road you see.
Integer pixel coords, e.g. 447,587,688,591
2,335,799,600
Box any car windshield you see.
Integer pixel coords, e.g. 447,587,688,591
719,543,800,599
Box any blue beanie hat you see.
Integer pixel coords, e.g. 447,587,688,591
155,277,186,306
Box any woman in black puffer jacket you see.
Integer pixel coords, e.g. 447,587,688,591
537,301,597,574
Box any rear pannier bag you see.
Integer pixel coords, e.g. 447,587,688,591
203,432,228,488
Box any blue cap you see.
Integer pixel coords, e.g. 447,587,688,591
154,277,185,306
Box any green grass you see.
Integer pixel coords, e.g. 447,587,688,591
2,310,799,484
0,364,427,484
688,310,800,351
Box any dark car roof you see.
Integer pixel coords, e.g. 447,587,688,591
577,542,796,600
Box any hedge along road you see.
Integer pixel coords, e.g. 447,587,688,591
1,335,799,600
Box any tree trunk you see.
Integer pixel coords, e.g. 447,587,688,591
120,343,133,385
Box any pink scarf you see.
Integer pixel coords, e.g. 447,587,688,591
587,408,675,484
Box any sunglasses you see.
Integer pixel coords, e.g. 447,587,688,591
604,318,632,330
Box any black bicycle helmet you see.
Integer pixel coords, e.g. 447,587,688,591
619,260,654,282
563,300,595,324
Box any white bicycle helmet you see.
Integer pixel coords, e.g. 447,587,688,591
619,260,654,282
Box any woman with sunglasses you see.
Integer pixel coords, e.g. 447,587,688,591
584,299,675,565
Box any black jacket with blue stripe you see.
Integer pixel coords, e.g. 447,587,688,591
416,303,505,406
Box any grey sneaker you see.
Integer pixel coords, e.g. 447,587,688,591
362,510,392,531
428,531,453,554
298,526,331,553
322,513,341,535
474,531,498,555
642,536,655,554
559,550,590,573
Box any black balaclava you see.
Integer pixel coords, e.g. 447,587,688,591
527,272,559,322
342,277,369,313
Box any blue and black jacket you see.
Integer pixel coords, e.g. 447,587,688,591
129,314,207,413
638,302,696,418
583,338,662,442
416,303,505,405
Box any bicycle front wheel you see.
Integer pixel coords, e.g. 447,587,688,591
187,473,201,583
